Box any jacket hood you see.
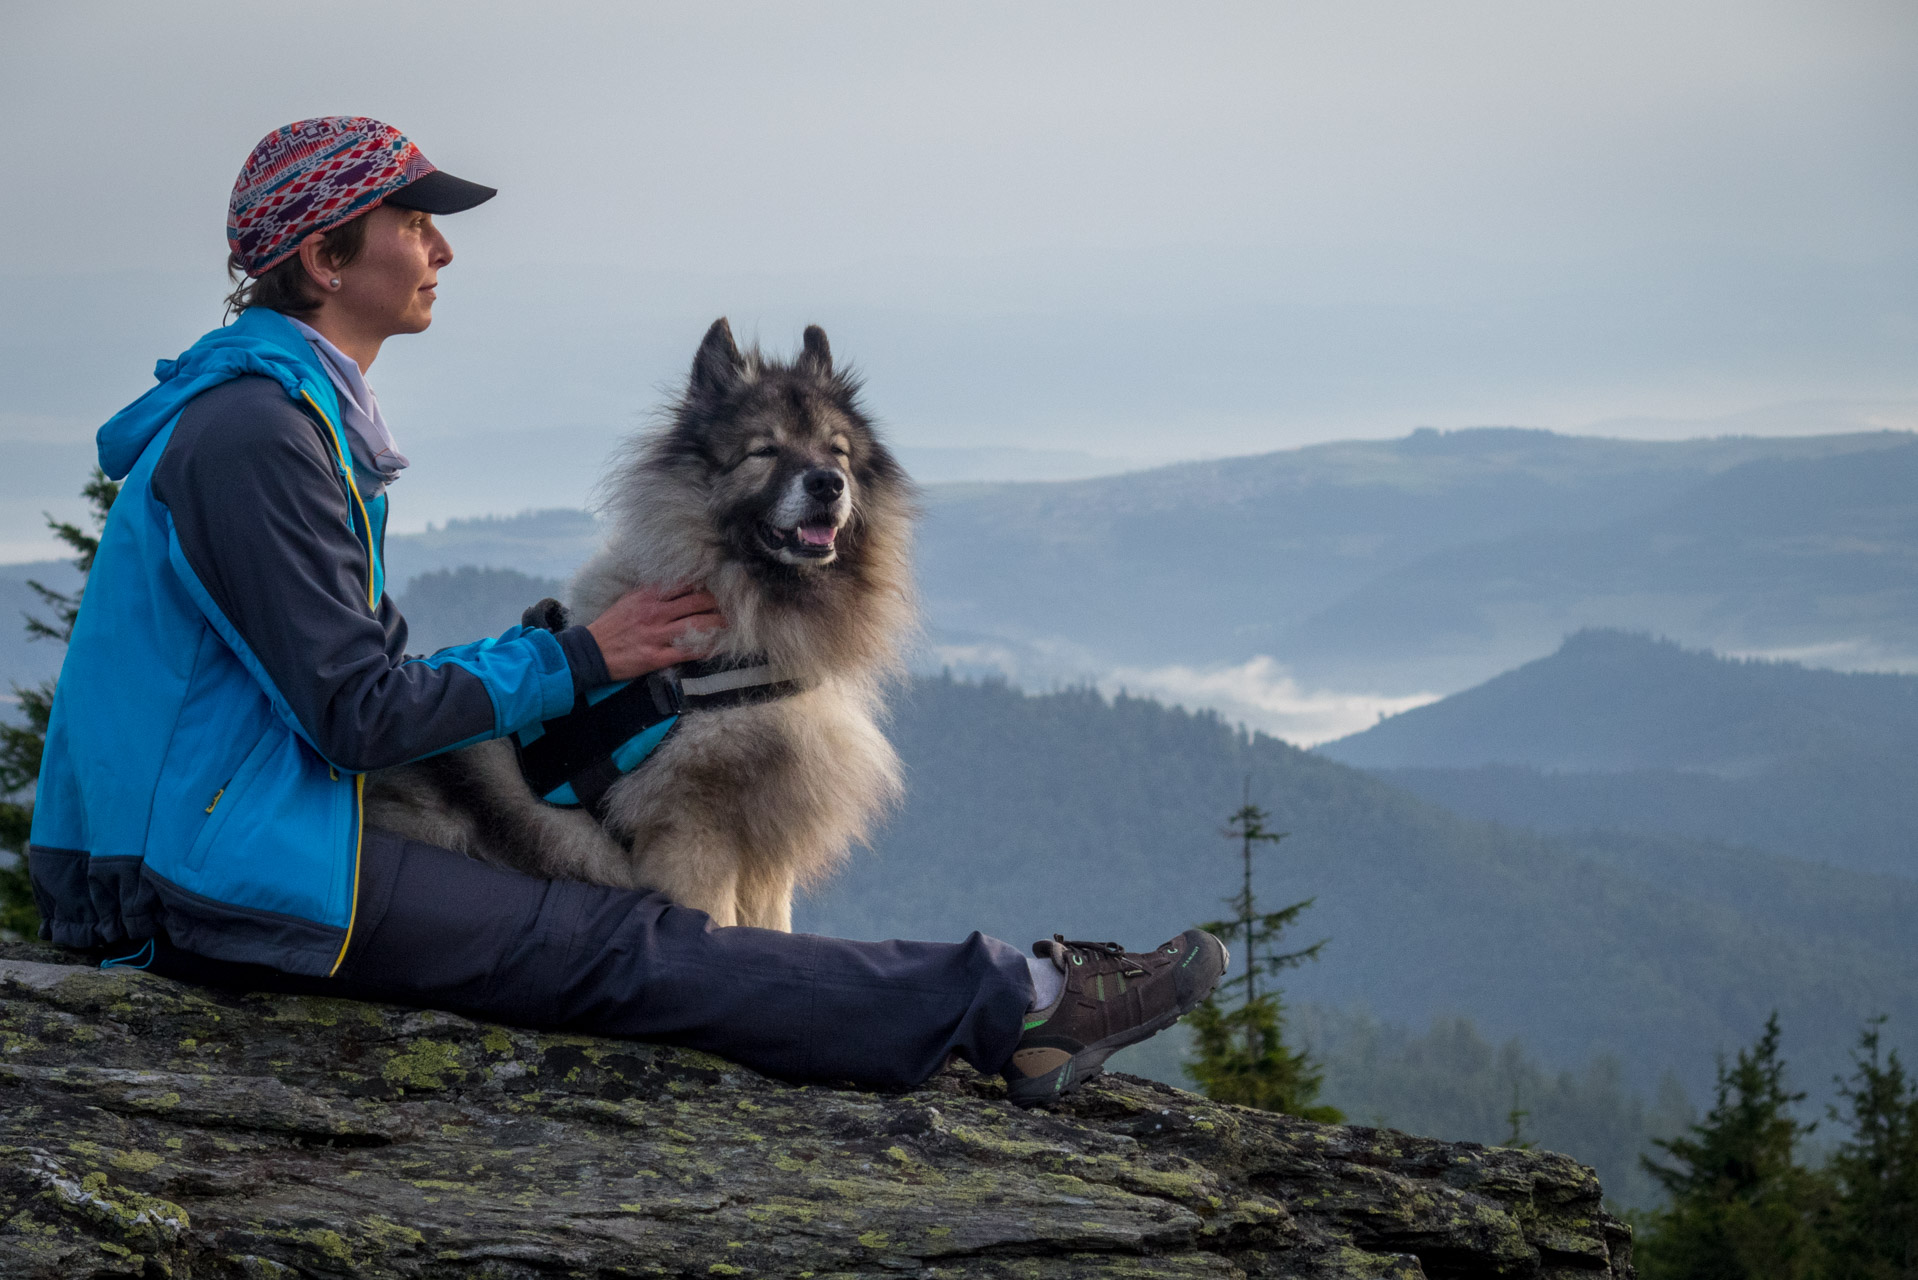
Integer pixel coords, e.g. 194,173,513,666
97,308,329,480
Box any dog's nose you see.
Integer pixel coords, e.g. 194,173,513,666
803,468,846,501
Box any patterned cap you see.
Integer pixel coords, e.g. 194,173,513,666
227,117,438,277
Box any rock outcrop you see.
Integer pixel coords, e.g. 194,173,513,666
1,941,1632,1278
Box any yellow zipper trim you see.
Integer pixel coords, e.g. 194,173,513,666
300,389,377,610
329,773,366,977
204,787,225,814
300,388,372,977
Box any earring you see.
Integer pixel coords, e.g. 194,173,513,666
329,278,340,289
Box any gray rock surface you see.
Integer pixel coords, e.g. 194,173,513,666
0,942,1632,1278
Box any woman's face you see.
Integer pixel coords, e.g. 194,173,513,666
330,204,453,338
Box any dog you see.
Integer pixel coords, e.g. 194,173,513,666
366,318,917,930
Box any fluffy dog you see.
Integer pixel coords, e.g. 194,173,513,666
367,318,917,929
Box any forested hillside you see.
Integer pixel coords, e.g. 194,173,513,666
1321,629,1918,878
798,676,1918,1108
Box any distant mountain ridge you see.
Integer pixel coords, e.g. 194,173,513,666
382,508,600,587
1318,629,1918,878
917,427,1917,688
9,425,1917,713
1288,438,1918,689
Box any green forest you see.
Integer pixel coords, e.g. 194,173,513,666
1633,1016,1918,1279
807,674,1918,1099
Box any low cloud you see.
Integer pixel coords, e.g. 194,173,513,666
1100,656,1440,747
922,638,1437,747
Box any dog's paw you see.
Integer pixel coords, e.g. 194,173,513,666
522,597,572,632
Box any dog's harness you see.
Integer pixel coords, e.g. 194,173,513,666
515,656,802,820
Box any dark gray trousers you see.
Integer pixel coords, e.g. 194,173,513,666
149,828,1034,1088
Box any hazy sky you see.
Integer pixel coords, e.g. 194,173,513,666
4,1,1915,552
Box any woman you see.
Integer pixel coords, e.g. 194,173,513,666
27,117,1223,1104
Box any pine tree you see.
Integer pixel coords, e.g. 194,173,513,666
1504,1080,1537,1151
1184,779,1341,1122
1,468,118,937
1635,1013,1829,1280
1823,1017,1918,1279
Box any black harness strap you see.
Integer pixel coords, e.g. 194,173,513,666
516,656,803,821
566,755,633,821
516,670,682,801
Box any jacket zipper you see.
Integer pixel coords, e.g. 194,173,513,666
295,388,371,977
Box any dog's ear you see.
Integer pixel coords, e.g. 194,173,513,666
691,317,746,400
798,325,832,378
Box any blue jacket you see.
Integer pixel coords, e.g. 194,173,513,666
29,308,601,974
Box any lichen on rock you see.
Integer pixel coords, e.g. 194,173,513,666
0,941,1632,1278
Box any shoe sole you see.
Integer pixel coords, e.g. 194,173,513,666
1006,932,1229,1107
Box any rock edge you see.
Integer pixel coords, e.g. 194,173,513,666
0,941,1632,1278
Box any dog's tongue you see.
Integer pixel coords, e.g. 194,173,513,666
797,523,837,547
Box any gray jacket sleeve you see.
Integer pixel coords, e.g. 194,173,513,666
152,375,605,772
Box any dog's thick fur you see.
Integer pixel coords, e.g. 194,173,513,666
366,319,917,930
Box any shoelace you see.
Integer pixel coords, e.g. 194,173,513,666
1054,935,1148,978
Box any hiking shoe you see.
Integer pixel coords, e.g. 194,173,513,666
1003,928,1228,1107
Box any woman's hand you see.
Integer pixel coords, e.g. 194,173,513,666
585,584,727,683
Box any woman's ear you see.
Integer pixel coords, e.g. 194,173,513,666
296,232,341,296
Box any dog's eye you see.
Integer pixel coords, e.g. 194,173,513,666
748,446,778,460
830,444,850,458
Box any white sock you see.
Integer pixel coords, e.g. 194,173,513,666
1025,953,1065,1013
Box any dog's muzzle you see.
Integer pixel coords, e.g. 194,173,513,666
761,467,850,561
